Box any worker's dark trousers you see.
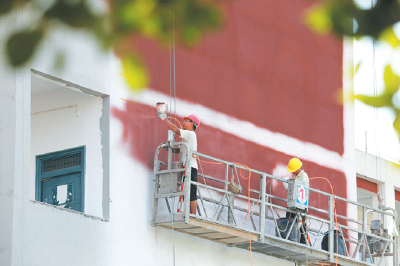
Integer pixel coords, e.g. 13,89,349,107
285,212,308,245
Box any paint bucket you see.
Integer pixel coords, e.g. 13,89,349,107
156,102,168,114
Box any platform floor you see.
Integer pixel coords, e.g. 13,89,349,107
155,215,372,266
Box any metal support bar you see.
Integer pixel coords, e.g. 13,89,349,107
394,233,398,266
155,192,184,198
167,145,172,170
285,213,297,240
152,144,166,226
184,155,192,224
196,204,202,217
194,182,262,204
361,206,366,261
224,164,229,190
338,227,350,257
242,201,255,227
226,164,235,224
250,215,257,231
328,195,334,263
363,234,374,263
228,194,235,224
313,221,325,248
165,198,171,213
170,142,191,224
196,188,208,218
226,194,237,225
212,193,226,220
259,174,266,243
216,206,224,221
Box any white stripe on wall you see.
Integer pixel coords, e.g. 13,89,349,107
130,89,345,171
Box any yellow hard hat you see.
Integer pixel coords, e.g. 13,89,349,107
287,158,302,172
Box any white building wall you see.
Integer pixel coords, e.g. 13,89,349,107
0,15,18,266
0,12,31,266
356,149,400,207
31,87,104,217
356,149,400,265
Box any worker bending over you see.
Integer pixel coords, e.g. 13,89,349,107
286,158,309,244
158,112,200,215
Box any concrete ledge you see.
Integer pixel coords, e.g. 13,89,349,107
29,200,109,222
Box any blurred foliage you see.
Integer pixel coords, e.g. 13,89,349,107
1,0,223,90
305,0,400,146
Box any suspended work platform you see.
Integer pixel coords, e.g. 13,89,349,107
152,140,398,266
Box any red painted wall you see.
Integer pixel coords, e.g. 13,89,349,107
113,0,346,218
135,0,344,154
356,177,378,194
395,190,400,202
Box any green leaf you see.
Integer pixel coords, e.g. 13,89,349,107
0,0,13,15
355,62,361,74
384,65,400,94
6,29,43,66
44,0,98,28
354,94,392,108
303,4,333,34
379,26,400,48
354,35,364,41
183,26,201,46
53,51,65,70
121,54,149,91
393,110,400,137
122,0,156,25
351,62,361,78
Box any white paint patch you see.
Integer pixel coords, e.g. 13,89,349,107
129,89,344,170
272,164,290,191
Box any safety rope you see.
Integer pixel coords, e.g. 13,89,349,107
169,5,177,266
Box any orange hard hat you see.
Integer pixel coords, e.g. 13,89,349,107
184,114,200,127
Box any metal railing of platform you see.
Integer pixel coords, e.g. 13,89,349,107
152,141,398,265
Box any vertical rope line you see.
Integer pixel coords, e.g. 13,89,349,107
172,197,176,266
373,38,382,183
173,7,177,120
372,31,382,194
370,0,384,261
169,4,172,121
169,5,176,266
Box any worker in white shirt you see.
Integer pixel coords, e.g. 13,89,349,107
286,158,309,244
158,112,200,215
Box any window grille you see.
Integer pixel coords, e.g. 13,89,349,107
36,146,85,212
43,154,81,172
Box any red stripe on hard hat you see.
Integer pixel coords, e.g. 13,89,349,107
184,114,200,127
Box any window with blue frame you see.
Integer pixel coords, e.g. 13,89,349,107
36,146,85,212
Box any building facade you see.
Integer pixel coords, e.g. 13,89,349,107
0,1,361,266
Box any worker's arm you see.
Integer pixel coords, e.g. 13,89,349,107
163,118,181,136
